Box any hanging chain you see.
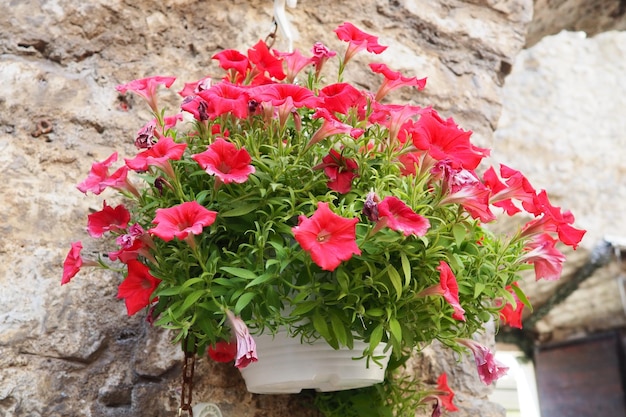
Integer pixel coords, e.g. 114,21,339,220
178,339,196,417
265,18,278,48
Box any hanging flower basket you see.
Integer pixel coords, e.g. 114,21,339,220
240,330,391,394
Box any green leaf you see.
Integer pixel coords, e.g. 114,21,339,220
290,301,318,316
245,273,274,288
180,290,206,315
313,310,336,348
452,223,467,247
181,277,205,289
473,282,485,299
400,252,411,287
234,292,256,314
511,284,533,312
220,267,257,280
387,266,403,300
388,318,402,345
368,324,384,353
155,286,183,297
220,204,259,217
330,313,348,347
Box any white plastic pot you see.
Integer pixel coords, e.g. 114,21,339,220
239,330,391,394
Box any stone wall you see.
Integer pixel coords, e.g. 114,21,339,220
1,0,533,416
493,30,626,343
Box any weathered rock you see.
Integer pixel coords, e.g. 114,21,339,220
7,0,619,415
528,0,626,47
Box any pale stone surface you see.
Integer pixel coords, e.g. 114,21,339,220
493,30,626,342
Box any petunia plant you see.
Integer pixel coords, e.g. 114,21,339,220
63,21,585,416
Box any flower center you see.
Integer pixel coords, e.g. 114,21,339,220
316,230,331,243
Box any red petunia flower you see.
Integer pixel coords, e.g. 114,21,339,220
410,109,489,170
369,62,427,101
334,22,388,64
314,148,359,194
208,340,238,363
87,201,131,238
198,83,251,119
377,196,430,237
247,40,286,81
292,202,361,271
149,201,217,242
192,138,255,185
499,282,525,329
125,137,187,178
212,49,250,77
435,373,459,413
521,190,586,249
116,75,176,113
319,82,364,115
419,261,466,321
484,164,537,216
61,241,84,285
117,260,161,316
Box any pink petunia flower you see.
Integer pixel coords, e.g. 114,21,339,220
292,202,361,271
87,201,131,238
254,83,320,127
311,41,337,79
418,261,466,321
307,108,363,148
369,102,423,146
369,62,427,101
376,196,430,237
149,201,217,243
181,95,212,122
125,137,187,179
334,22,388,65
274,48,313,83
457,338,509,385
178,76,212,98
192,138,256,185
225,310,258,369
519,233,566,281
76,152,138,197
61,241,83,285
116,76,176,113
117,260,161,316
